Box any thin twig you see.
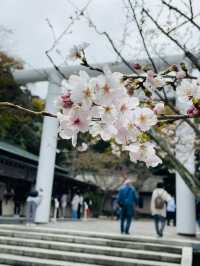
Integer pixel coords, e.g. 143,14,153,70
155,91,200,136
45,51,67,80
168,12,200,34
127,0,158,72
189,0,194,19
0,102,57,118
143,8,200,70
1,102,200,122
162,0,200,31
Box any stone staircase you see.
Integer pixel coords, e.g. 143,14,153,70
0,225,193,266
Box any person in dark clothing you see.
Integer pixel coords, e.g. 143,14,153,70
196,201,200,227
117,179,138,234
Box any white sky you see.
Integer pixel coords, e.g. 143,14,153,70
0,0,199,98
0,0,131,97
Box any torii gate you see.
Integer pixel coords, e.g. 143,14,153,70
13,55,196,236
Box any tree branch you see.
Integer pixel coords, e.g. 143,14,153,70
143,8,200,70
128,0,158,72
1,102,200,122
162,1,200,31
0,102,57,118
155,91,200,136
189,0,194,19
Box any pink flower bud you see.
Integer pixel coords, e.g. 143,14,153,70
187,106,199,117
176,71,186,79
153,102,165,115
132,63,141,70
59,94,73,108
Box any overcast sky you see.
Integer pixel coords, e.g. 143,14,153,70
0,0,199,98
0,0,133,97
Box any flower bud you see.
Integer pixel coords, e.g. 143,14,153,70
153,102,165,115
187,106,199,117
132,63,141,70
176,71,186,79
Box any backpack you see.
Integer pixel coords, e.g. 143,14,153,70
155,191,165,209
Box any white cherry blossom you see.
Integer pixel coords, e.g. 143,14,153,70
67,42,89,61
153,102,165,115
94,66,125,106
132,107,157,131
69,71,95,108
124,142,161,167
89,122,117,141
177,80,195,103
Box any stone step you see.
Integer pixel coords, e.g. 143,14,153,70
0,254,97,266
0,228,182,254
0,236,182,263
0,224,196,248
0,247,180,266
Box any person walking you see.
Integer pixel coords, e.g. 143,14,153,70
71,192,80,221
166,195,176,226
196,200,200,227
117,179,138,235
26,190,42,225
61,194,68,218
78,194,83,219
151,183,171,237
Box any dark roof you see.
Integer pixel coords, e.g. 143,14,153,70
0,141,99,189
0,141,67,173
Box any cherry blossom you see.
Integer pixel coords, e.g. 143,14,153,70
93,67,126,106
177,80,195,103
69,71,95,108
153,102,165,115
55,61,200,168
67,42,89,61
124,142,161,167
132,107,157,131
144,70,164,90
89,122,117,141
58,106,91,147
176,70,186,79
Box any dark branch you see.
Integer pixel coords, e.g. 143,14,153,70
1,102,200,122
0,102,57,118
143,8,200,70
162,0,200,31
128,0,158,73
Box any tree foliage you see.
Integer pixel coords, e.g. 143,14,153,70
0,51,44,154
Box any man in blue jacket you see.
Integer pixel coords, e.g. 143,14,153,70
117,179,138,234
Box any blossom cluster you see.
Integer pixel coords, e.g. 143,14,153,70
57,66,163,167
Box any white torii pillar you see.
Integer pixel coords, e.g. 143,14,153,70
176,98,196,236
12,54,197,224
35,72,61,223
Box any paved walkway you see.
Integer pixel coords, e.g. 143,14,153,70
43,218,200,241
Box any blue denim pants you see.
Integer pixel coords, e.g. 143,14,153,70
72,209,78,221
120,206,133,234
154,214,166,237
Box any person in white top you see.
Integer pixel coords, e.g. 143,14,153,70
151,183,171,237
71,193,80,221
61,194,68,218
26,189,43,225
52,197,60,222
166,196,176,226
